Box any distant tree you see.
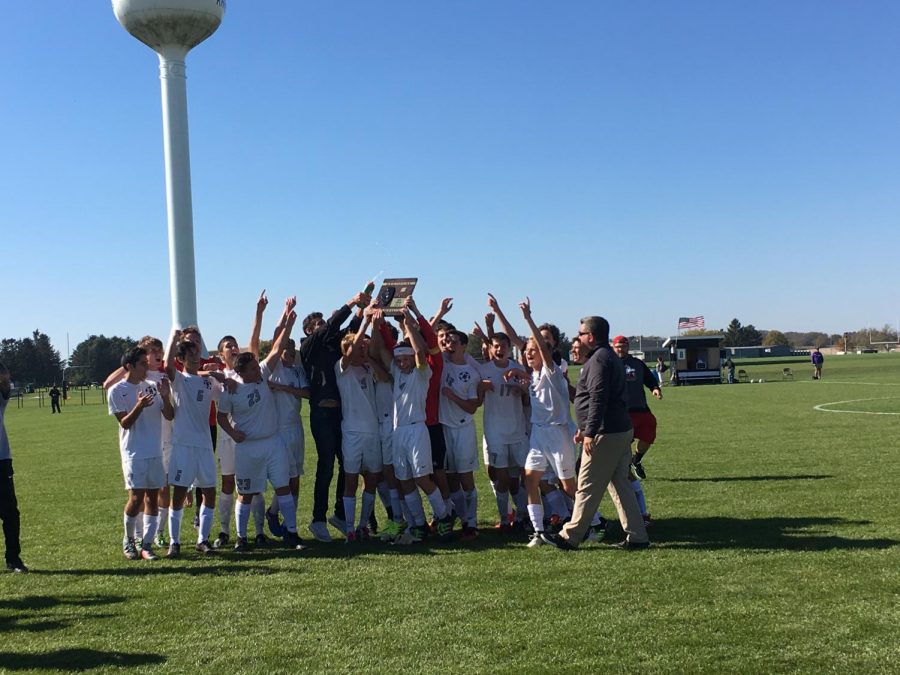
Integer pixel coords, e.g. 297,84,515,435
68,335,137,385
258,339,273,359
739,324,763,346
558,332,572,362
466,333,485,361
723,319,743,347
762,330,791,347
0,330,64,386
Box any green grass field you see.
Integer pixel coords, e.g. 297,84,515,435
1,354,899,673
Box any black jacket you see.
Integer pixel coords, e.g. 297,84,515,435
574,344,632,437
299,303,362,407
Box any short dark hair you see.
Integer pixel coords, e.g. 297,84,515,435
580,316,610,344
303,312,324,335
436,320,455,333
182,325,201,338
176,340,198,360
121,347,147,369
217,335,238,352
491,332,511,348
537,323,561,347
235,352,257,375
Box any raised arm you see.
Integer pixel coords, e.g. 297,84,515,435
163,329,180,380
248,289,268,359
368,309,393,374
488,293,526,352
519,297,555,372
340,311,373,370
430,297,453,328
262,309,296,372
404,309,428,370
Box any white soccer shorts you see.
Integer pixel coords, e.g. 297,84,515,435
392,423,433,481
525,424,577,480
168,443,217,489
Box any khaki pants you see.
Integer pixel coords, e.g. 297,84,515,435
561,429,648,546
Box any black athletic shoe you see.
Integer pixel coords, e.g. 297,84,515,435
212,532,230,549
5,559,27,573
368,511,379,535
284,531,305,551
540,532,577,551
234,536,249,552
608,538,651,551
632,459,647,480
195,540,214,555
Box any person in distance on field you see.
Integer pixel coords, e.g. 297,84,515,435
611,336,662,480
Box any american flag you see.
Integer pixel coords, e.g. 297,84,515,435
678,316,705,330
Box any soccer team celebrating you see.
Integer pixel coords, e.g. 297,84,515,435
101,282,664,561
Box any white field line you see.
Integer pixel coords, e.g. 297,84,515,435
814,397,900,415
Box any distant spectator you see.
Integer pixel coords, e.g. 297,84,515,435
724,357,735,384
49,385,62,414
655,356,667,385
811,348,824,380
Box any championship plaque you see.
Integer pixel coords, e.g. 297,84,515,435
376,278,418,315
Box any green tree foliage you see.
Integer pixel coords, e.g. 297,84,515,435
0,330,64,386
466,333,485,360
722,319,763,346
762,330,791,347
68,335,136,385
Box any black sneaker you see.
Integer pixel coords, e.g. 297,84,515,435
368,511,379,536
254,534,271,547
195,540,214,555
608,538,651,551
541,531,578,551
166,542,181,559
283,531,305,551
632,458,647,480
6,559,27,573
212,532,229,549
234,536,249,552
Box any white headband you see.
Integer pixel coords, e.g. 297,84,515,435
393,347,415,357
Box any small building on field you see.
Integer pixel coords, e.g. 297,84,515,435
725,345,792,358
662,335,724,385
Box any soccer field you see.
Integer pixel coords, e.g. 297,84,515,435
1,355,899,673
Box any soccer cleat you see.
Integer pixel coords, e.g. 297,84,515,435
212,532,230,549
608,538,651,551
123,538,139,560
283,531,305,551
255,533,271,547
6,559,28,573
309,521,332,543
459,526,479,542
408,525,428,542
393,530,419,546
527,532,546,548
379,520,404,541
345,530,357,545
584,524,607,543
368,512,379,536
541,531,577,551
356,526,371,542
633,460,647,480
140,545,159,561
233,536,249,552
266,508,285,538
328,515,347,534
195,540,214,555
166,542,181,559
155,531,168,548
435,515,455,541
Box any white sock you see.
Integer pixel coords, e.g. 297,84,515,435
219,491,234,534
427,488,447,520
251,494,265,535
278,494,297,533
158,507,169,536
124,513,137,540
389,489,404,523
359,492,376,531
444,497,453,516
496,490,509,524
199,504,215,543
169,508,184,544
142,514,159,546
464,489,478,528
236,501,252,539
450,489,466,521
632,479,647,516
134,512,144,540
400,495,413,525
404,491,426,527
376,480,391,512
342,496,357,534
527,503,544,532
268,498,280,517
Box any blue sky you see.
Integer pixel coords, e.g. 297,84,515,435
3,2,900,358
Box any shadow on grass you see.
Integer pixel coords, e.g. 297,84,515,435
660,474,834,483
649,516,898,551
0,648,165,670
0,595,126,634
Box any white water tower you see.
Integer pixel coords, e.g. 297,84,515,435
112,0,225,336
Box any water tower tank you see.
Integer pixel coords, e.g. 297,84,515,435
112,0,225,52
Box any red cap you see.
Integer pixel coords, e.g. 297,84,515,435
612,335,629,345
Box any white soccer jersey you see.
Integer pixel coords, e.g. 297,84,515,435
335,360,378,433
270,360,309,429
439,358,480,428
479,359,528,443
145,370,173,448
375,379,393,428
171,371,222,449
217,363,278,441
529,365,571,427
391,362,431,428
108,379,165,459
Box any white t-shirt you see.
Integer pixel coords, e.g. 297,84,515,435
217,362,278,441
391,362,431,428
478,359,528,442
439,358,480,428
108,379,166,459
145,370,173,447
171,371,222,449
269,361,309,429
529,365,571,427
375,379,393,428
335,360,378,433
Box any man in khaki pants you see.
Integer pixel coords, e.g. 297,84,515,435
542,316,650,551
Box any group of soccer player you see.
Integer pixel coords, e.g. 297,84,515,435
107,283,663,559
